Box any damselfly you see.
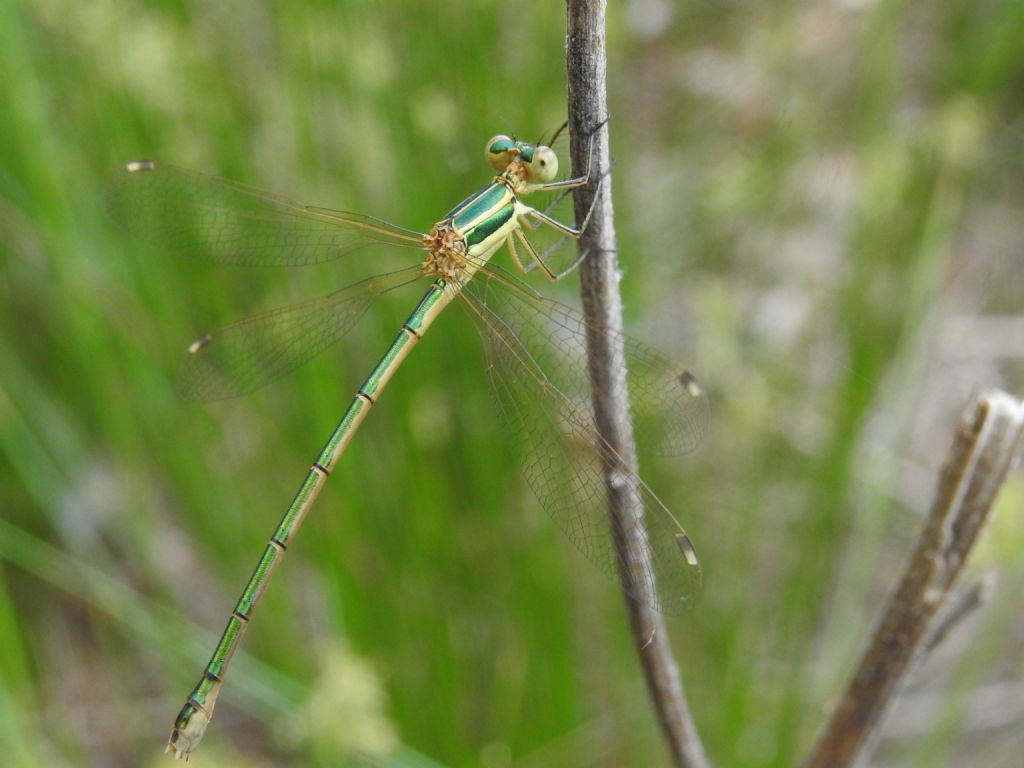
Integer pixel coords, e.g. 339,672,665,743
108,129,709,757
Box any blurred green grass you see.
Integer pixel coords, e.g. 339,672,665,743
1,1,1023,766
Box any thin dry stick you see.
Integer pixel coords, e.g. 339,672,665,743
565,3,710,767
803,390,1024,768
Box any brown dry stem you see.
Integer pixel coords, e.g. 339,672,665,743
803,390,1024,768
564,3,710,767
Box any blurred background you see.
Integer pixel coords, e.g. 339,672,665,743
1,0,1023,766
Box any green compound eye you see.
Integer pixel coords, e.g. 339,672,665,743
486,134,517,171
487,136,515,155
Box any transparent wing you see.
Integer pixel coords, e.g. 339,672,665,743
472,268,710,457
179,268,425,401
461,273,708,613
106,161,424,267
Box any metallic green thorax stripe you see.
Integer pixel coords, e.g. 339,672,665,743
446,182,509,229
465,203,515,249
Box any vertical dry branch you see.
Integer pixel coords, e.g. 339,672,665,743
803,390,1024,768
565,3,710,767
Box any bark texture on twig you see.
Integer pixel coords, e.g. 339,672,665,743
803,390,1024,768
564,3,710,767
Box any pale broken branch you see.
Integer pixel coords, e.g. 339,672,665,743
803,390,1024,768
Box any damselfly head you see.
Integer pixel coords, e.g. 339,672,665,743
485,134,559,182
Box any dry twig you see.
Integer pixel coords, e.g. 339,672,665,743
564,3,710,766
803,390,1024,768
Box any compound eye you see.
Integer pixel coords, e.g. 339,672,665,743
526,145,559,183
486,134,516,171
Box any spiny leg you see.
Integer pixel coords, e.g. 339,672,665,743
526,154,616,236
518,171,606,281
513,227,590,282
506,231,532,276
519,171,602,276
518,125,613,279
506,226,592,284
